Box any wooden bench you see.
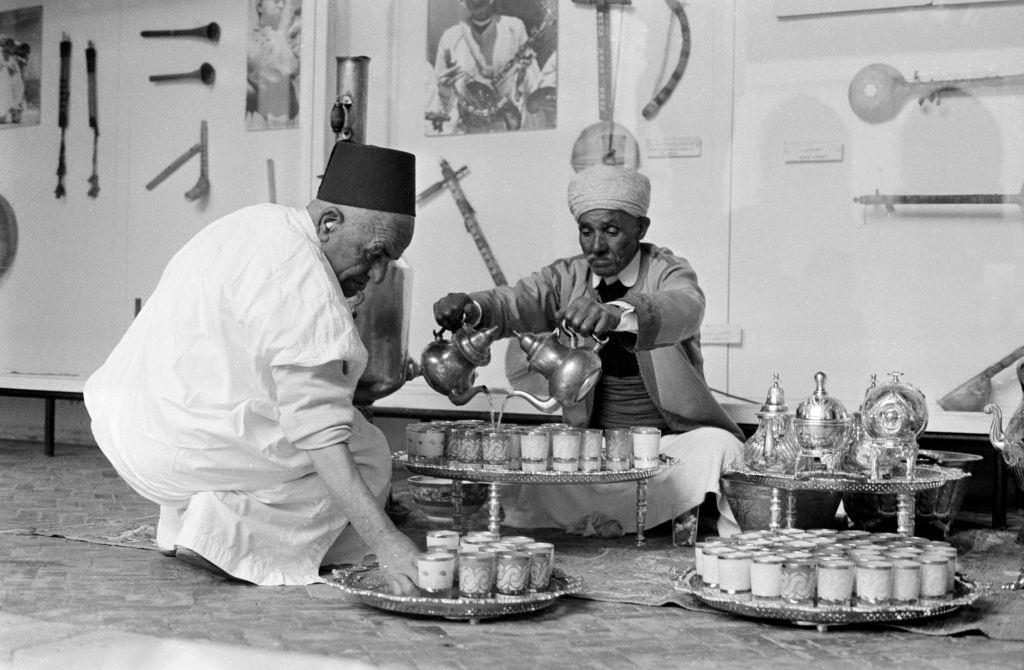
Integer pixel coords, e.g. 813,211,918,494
0,373,86,457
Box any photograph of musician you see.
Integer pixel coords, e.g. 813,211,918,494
431,165,746,538
425,0,556,136
0,6,41,127
246,0,301,131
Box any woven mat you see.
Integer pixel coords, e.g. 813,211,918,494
16,483,1024,641
11,516,161,551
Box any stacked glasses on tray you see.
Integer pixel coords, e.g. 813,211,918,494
416,529,557,599
404,420,664,473
694,528,959,607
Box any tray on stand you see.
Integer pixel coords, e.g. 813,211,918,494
721,465,968,535
328,565,584,625
672,568,988,632
394,452,678,548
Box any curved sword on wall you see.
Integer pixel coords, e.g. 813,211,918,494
642,0,690,120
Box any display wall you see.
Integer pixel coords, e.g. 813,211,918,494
0,0,1022,444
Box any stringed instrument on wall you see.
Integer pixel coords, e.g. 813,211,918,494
570,0,640,172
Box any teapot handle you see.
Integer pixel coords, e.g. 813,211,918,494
560,321,609,350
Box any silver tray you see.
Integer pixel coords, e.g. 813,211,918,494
722,465,967,494
327,565,583,624
394,452,678,484
672,569,988,631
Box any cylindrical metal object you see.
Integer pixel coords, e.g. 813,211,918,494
334,56,370,143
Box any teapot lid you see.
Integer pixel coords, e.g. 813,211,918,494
758,373,789,415
454,325,499,367
795,371,849,421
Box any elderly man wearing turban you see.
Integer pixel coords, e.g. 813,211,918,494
433,165,744,538
85,142,422,590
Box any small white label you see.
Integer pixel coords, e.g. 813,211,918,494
784,140,844,163
646,136,702,159
700,323,742,345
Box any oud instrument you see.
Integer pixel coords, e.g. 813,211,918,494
571,0,639,172
849,63,1024,124
939,345,1024,412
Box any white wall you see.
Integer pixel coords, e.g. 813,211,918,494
1,0,1022,446
0,0,311,377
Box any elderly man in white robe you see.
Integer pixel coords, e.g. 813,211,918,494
85,142,421,591
433,165,745,539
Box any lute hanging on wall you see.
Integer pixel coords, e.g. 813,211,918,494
570,0,639,172
849,63,1024,124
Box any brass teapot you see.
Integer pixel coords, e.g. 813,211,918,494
504,325,607,413
419,324,500,406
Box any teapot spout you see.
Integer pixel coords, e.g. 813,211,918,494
505,389,562,414
448,385,490,407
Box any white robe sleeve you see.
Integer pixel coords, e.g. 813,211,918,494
272,361,355,451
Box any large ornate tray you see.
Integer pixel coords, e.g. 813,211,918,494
394,452,678,484
722,465,967,494
327,565,583,624
672,569,988,632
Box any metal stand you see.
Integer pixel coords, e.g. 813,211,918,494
726,465,965,536
397,453,676,548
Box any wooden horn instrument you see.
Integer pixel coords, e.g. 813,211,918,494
141,22,220,43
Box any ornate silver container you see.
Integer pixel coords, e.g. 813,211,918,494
850,371,929,479
791,372,851,473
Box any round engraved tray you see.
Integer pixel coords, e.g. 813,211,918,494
722,465,967,494
327,565,583,623
394,452,677,484
672,569,988,631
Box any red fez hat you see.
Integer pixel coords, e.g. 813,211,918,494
317,141,416,216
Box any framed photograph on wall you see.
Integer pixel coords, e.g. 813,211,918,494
246,0,302,131
0,5,42,128
425,0,557,136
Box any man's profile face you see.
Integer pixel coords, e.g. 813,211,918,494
321,211,414,298
577,209,647,278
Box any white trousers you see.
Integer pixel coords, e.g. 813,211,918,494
500,427,743,536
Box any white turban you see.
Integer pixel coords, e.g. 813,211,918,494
567,165,651,220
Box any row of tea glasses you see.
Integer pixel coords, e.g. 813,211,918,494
405,420,664,473
742,370,929,480
417,529,556,599
694,528,958,607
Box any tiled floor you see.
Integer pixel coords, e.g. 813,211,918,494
2,439,1024,669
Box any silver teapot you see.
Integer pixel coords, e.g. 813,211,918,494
742,374,800,471
504,325,606,413
419,324,500,405
985,361,1024,485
